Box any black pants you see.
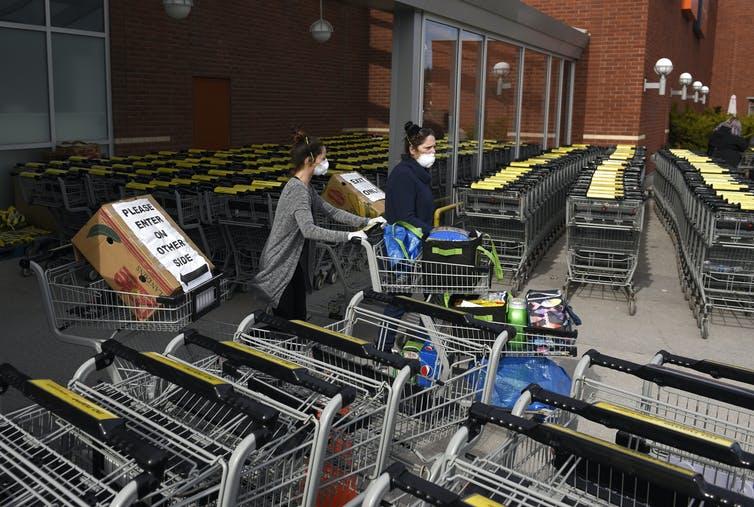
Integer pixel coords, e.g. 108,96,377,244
273,262,308,321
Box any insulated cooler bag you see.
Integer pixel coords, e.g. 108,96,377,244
422,227,501,290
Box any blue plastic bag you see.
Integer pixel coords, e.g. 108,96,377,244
383,222,422,267
476,356,572,411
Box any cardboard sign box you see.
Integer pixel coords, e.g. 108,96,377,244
72,194,214,320
322,171,385,218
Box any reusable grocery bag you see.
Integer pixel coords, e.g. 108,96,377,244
383,221,422,267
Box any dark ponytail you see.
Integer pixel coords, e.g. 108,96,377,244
290,127,324,174
404,121,435,153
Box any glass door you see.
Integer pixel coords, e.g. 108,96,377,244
422,19,459,201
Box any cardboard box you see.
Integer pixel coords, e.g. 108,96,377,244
72,195,214,320
322,171,385,218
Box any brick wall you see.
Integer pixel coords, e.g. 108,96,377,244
109,0,375,154
523,0,651,146
640,0,717,159
524,0,717,164
709,0,754,116
367,9,393,130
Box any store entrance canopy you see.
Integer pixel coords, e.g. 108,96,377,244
351,0,589,59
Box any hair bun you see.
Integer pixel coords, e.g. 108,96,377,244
404,121,421,137
291,127,308,146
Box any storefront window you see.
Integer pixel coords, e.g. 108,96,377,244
458,30,483,180
0,28,50,145
483,38,519,167
52,33,108,141
422,20,459,198
520,49,547,152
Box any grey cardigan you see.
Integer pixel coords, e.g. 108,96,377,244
252,177,368,307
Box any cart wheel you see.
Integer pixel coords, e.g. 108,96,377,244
326,269,338,285
628,298,637,316
700,317,709,340
314,274,325,291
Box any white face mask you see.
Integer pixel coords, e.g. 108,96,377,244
313,158,329,176
416,153,435,168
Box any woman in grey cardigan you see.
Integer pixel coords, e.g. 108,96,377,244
252,131,385,320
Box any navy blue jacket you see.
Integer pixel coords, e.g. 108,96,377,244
385,154,434,234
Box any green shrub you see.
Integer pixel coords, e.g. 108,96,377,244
669,104,754,151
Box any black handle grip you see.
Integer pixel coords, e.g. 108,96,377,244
183,330,355,406
180,263,209,284
468,402,753,506
364,291,518,339
383,462,469,506
525,384,754,471
523,325,578,339
584,349,754,411
0,363,167,481
349,222,382,245
253,313,420,374
656,350,754,386
99,340,278,424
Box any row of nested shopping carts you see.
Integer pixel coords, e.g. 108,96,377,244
3,247,582,505
12,134,530,294
355,347,754,507
12,133,389,292
453,145,604,294
653,148,754,339
565,145,647,315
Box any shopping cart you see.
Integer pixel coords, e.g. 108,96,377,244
468,403,751,506
318,297,516,463
70,338,343,506
565,148,646,315
0,363,169,506
352,290,578,357
455,146,603,293
311,213,366,290
355,229,495,295
167,329,400,505
354,398,753,506
224,312,421,503
515,383,754,500
653,149,754,338
15,169,92,241
24,244,227,385
571,349,754,478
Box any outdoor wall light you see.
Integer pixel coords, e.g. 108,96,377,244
163,0,192,19
644,57,673,95
310,0,333,43
700,85,709,105
691,80,703,103
671,72,693,100
492,62,512,95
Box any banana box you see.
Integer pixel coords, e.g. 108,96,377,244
72,194,214,320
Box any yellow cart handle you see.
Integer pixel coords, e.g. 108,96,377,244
434,202,461,227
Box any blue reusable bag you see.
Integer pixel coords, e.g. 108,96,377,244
475,356,572,411
383,221,422,267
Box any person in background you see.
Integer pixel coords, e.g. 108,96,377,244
378,121,437,352
252,129,385,320
708,118,748,168
708,95,748,168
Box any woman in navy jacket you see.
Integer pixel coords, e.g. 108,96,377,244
379,121,436,351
